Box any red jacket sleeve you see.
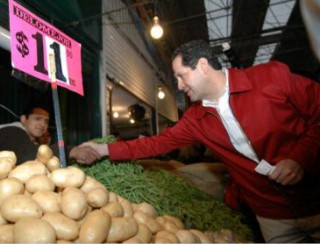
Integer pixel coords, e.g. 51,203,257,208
108,114,197,160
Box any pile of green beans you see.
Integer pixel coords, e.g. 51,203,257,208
76,135,254,240
77,160,253,241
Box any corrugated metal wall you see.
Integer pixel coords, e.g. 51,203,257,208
101,0,178,134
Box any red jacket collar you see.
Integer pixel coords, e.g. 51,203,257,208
189,68,253,119
228,67,253,94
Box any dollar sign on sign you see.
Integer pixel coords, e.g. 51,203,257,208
16,31,29,58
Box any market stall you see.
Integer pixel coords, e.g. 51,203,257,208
0,136,256,243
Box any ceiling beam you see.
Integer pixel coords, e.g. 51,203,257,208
231,0,270,67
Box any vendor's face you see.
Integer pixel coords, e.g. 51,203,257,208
21,108,49,142
172,55,206,102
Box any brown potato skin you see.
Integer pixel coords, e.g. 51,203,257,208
8,161,47,183
0,224,14,243
32,191,61,214
42,212,79,241
37,144,53,164
134,202,157,217
0,177,24,205
0,158,14,180
61,187,88,220
79,209,111,243
80,176,106,193
50,166,86,188
46,156,60,172
13,217,56,243
1,194,42,222
25,174,55,193
154,230,180,243
175,229,198,243
107,217,139,243
134,211,161,234
129,223,152,243
102,201,124,217
86,187,109,208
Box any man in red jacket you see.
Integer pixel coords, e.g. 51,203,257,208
83,40,320,242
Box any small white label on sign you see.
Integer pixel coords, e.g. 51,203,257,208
255,159,276,176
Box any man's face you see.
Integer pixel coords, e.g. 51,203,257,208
172,55,206,102
20,108,49,142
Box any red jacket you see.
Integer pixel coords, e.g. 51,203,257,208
109,61,320,219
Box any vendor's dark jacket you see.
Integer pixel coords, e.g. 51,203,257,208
0,122,71,164
108,61,320,219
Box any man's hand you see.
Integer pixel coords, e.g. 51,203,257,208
79,141,109,158
69,146,101,165
268,159,304,185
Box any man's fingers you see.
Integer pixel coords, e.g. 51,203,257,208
269,168,304,185
74,146,101,165
79,142,91,147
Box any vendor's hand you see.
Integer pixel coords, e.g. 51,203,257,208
79,141,109,158
69,145,101,165
268,159,304,185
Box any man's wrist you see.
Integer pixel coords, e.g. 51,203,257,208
99,144,109,157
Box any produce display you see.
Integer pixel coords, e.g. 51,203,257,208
0,140,254,243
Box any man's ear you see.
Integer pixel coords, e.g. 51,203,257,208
20,115,27,125
198,57,209,74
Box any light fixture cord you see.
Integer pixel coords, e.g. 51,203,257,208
153,0,159,17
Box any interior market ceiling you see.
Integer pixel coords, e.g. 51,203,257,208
1,0,320,130
129,0,320,81
111,0,320,127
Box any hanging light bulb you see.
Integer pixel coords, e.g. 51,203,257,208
129,118,135,124
150,16,163,39
157,86,165,99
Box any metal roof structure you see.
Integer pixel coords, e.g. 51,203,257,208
205,0,296,66
132,0,319,80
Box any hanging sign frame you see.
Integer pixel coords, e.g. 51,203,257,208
8,0,84,95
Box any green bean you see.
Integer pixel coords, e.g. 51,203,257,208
75,136,254,241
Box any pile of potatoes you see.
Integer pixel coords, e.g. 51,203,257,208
0,145,242,243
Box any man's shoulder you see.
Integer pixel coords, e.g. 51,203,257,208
182,102,207,119
228,61,291,84
186,101,202,111
245,61,290,74
0,122,26,133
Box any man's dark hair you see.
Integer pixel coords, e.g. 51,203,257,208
21,101,50,118
171,39,222,70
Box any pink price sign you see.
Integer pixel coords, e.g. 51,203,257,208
9,0,84,95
